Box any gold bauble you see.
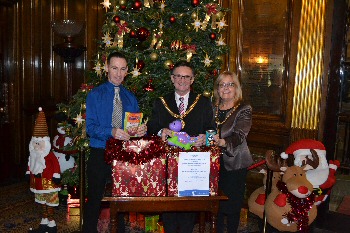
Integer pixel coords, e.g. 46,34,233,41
191,12,197,20
164,60,173,69
119,0,126,5
186,24,192,31
216,11,224,20
82,103,86,110
203,91,212,97
150,52,158,61
184,36,192,44
216,55,224,62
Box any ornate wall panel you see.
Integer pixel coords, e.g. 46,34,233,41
291,0,326,141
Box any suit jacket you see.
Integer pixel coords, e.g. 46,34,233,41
216,103,253,171
147,92,215,136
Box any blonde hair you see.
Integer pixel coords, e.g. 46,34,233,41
213,71,243,106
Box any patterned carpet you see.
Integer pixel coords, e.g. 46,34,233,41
0,182,80,233
0,182,258,233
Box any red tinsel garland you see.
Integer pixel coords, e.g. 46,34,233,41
105,136,222,165
276,180,315,233
105,136,167,165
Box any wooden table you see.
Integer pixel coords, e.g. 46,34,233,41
102,196,228,233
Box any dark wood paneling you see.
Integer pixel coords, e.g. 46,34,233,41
0,0,104,184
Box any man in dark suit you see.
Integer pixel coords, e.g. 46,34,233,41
147,60,215,233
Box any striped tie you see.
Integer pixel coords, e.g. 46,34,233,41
178,97,185,115
112,87,123,128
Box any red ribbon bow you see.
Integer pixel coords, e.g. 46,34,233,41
206,3,218,15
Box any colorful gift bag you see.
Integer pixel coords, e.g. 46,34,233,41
105,136,168,196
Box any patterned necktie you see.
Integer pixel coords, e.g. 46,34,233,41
112,87,123,128
178,97,185,115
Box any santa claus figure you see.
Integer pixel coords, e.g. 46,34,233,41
280,139,339,205
52,125,75,173
26,107,61,233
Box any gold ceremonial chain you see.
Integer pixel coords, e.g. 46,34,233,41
215,103,240,134
160,94,202,128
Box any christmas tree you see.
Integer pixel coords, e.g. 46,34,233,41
57,0,229,185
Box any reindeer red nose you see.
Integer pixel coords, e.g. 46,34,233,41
298,186,309,194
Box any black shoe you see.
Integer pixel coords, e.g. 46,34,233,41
47,225,57,233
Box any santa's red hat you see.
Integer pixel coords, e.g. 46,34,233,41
280,139,326,159
33,107,49,137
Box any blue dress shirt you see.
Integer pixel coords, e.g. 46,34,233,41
86,81,140,149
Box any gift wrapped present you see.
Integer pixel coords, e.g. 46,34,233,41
105,136,168,196
166,146,221,196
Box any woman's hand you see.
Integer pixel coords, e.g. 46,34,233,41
214,134,226,147
112,128,131,141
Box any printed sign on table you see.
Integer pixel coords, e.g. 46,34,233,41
177,152,210,196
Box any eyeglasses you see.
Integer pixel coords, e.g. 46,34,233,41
218,82,235,89
172,74,193,81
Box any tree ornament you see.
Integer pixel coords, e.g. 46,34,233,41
137,27,150,41
164,60,173,69
169,16,176,23
184,36,192,44
150,52,158,61
192,0,200,7
211,69,218,76
216,55,224,62
119,0,127,5
202,54,213,67
143,79,155,92
101,0,112,12
136,59,145,71
170,40,183,51
216,11,224,19
191,12,197,20
203,91,211,97
129,30,137,38
113,15,121,24
133,0,142,10
209,33,216,40
120,5,127,10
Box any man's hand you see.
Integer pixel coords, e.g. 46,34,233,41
193,134,205,147
112,128,131,141
136,124,147,137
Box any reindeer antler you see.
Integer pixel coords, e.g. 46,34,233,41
265,150,287,172
301,149,320,169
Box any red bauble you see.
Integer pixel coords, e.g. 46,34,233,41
192,0,200,7
133,0,142,10
120,5,127,10
137,27,150,41
169,16,176,23
136,60,145,71
209,33,216,40
113,15,121,24
211,69,218,76
129,30,137,38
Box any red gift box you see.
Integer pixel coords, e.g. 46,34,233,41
166,146,221,196
105,136,168,197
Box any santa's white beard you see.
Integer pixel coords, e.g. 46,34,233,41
28,137,51,175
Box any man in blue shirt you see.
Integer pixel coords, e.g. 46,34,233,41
83,52,147,233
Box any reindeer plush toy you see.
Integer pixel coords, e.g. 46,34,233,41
264,150,318,232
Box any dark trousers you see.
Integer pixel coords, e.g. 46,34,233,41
82,147,125,233
162,212,196,233
217,167,248,233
